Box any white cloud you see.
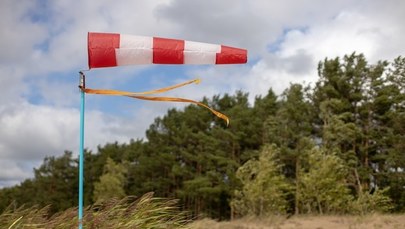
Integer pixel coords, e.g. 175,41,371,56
0,0,48,64
238,5,405,98
0,101,154,187
0,160,33,187
155,0,358,55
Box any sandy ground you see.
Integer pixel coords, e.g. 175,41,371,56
189,214,405,229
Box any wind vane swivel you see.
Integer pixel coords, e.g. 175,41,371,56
77,32,247,228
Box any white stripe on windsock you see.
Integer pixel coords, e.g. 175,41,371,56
116,35,153,65
184,41,221,64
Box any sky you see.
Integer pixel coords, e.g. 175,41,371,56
0,0,404,188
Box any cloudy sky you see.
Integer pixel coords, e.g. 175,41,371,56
0,0,404,187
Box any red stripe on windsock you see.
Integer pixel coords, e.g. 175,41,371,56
216,45,247,64
88,32,120,68
153,37,185,64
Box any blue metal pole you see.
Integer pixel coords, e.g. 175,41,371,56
78,72,85,229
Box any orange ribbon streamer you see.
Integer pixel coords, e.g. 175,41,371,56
82,79,229,126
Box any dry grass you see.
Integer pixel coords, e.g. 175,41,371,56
3,195,404,229
189,214,405,229
1,192,189,229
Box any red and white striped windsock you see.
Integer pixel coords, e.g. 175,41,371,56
88,32,247,69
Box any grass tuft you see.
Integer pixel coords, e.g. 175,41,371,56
1,192,189,228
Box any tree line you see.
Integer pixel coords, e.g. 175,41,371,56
0,53,404,219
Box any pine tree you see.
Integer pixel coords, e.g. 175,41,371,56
313,53,399,210
33,151,78,213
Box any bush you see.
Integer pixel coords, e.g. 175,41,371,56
350,188,393,215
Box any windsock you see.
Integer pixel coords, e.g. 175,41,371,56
88,32,247,69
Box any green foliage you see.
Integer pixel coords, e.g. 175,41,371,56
314,54,405,210
231,145,292,216
350,188,393,214
93,157,128,203
298,147,353,214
